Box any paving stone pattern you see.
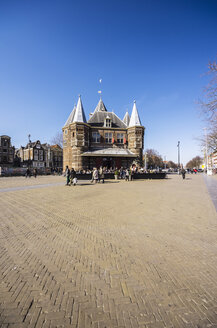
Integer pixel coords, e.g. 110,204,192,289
203,175,217,212
0,175,217,327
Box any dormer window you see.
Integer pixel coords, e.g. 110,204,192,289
104,116,111,128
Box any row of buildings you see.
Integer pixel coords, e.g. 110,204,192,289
1,95,145,172
0,135,63,171
2,95,217,173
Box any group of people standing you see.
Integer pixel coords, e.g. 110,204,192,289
65,166,77,186
91,166,105,183
65,166,136,185
25,168,38,178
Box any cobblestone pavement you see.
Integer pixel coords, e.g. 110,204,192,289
203,174,217,212
0,174,217,328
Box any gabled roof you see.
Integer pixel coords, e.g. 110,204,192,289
64,105,76,127
93,98,107,113
25,140,42,149
88,99,126,128
88,111,127,128
129,101,142,127
50,144,62,149
73,95,87,123
123,111,130,126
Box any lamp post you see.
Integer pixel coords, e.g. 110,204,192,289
177,141,180,171
203,127,209,173
144,152,147,171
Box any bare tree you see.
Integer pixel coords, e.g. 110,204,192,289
199,59,217,153
50,132,63,148
145,149,164,169
186,156,203,169
200,128,217,153
167,161,178,169
200,60,217,119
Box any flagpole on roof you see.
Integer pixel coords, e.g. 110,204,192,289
98,78,102,99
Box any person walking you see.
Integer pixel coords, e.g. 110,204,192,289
33,168,37,178
114,168,119,180
99,166,105,183
70,168,77,186
125,168,129,181
92,168,98,183
65,166,70,186
130,168,134,181
181,168,186,180
26,168,31,178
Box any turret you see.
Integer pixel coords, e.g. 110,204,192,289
127,101,145,166
123,111,130,126
63,95,90,170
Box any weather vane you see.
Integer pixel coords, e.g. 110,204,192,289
98,78,102,98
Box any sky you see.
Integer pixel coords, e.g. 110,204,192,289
0,0,217,165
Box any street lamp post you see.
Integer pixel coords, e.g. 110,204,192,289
177,141,180,171
203,127,208,173
144,152,147,171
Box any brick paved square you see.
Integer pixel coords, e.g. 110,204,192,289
0,174,217,327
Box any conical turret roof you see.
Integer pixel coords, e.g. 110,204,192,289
93,98,107,113
123,111,130,126
129,101,142,127
64,105,76,127
73,95,87,123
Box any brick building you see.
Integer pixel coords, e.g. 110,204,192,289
209,151,217,169
0,135,15,166
63,96,145,171
18,140,46,168
18,141,63,170
50,144,63,170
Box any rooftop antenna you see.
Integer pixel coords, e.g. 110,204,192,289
98,78,102,99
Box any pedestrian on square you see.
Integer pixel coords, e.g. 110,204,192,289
33,168,37,178
70,168,77,186
129,169,132,181
99,166,105,183
119,167,123,179
130,168,134,181
114,168,119,180
92,168,98,183
181,168,186,180
65,166,70,186
26,168,31,178
125,168,129,181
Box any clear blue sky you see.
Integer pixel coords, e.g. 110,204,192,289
0,0,217,164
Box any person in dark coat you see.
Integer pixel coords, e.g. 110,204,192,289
26,168,31,178
70,168,77,185
65,166,70,186
181,168,186,179
33,168,37,178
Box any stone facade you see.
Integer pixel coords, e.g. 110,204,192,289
0,135,15,167
18,140,46,168
209,151,217,169
50,144,63,169
63,97,145,171
18,141,63,170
